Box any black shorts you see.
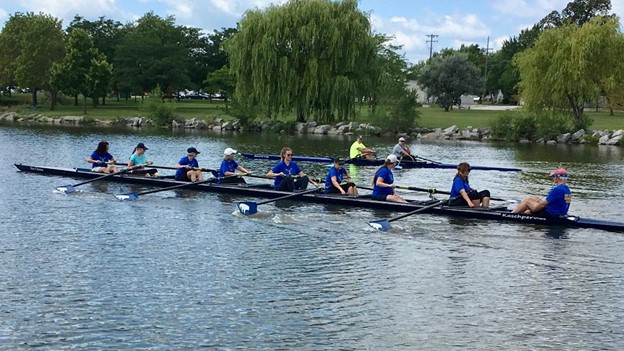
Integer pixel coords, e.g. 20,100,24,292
372,193,389,201
175,171,191,181
532,209,553,218
449,190,490,206
326,183,354,194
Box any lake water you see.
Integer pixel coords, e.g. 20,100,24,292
1,124,624,350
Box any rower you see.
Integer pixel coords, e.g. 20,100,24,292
392,136,415,162
217,147,252,184
512,168,571,217
267,147,318,191
175,147,203,182
87,140,118,173
371,155,407,203
324,158,358,196
448,162,490,208
127,142,158,177
349,135,375,160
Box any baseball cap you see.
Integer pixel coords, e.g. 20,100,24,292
386,154,398,163
135,142,148,150
224,147,237,156
187,147,200,154
399,137,406,142
549,168,569,178
334,158,345,165
357,135,363,140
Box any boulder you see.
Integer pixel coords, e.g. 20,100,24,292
570,129,585,142
295,122,307,133
348,121,359,131
443,125,459,136
313,125,332,134
598,135,610,144
307,121,317,128
556,133,571,144
171,120,181,128
546,140,557,145
606,135,622,145
222,121,234,130
612,129,623,138
62,115,84,124
337,125,350,134
519,139,530,144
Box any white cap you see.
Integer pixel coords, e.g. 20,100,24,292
398,137,406,142
386,154,398,163
224,147,237,156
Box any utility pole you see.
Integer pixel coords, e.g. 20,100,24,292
482,36,493,104
426,34,438,60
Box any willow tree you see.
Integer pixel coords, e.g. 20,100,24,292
514,17,624,124
225,0,377,123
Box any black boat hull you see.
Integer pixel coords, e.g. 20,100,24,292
14,163,624,232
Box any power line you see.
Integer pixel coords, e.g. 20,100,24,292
425,34,438,60
482,36,493,102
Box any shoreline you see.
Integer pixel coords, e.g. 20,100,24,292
0,110,622,146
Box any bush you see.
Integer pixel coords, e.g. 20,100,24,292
229,98,258,127
490,112,514,140
141,86,176,126
535,112,571,140
513,114,537,140
572,113,593,131
370,89,420,133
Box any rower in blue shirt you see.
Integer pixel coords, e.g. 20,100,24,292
267,147,318,191
87,140,118,173
448,162,491,208
371,154,407,203
324,158,358,195
175,147,203,182
512,168,571,217
217,147,252,184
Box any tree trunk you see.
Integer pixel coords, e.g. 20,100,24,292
566,93,583,122
50,91,57,110
31,89,38,106
83,95,88,114
74,94,79,106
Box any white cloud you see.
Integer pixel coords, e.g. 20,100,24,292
17,0,118,24
0,7,8,22
490,0,568,19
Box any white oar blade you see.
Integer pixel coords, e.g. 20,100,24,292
56,185,75,194
368,219,391,232
237,202,257,216
114,193,139,201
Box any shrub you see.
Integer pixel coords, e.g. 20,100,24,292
143,85,175,126
535,112,571,140
490,112,514,140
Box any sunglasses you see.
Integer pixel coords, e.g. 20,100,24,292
285,153,293,156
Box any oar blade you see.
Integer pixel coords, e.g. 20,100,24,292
114,192,139,201
56,185,76,194
368,219,392,232
237,202,258,216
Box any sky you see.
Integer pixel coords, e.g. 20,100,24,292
1,0,623,63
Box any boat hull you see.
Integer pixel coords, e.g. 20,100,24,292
239,153,521,171
14,163,623,232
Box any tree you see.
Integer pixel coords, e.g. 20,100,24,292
514,17,623,123
418,54,482,111
113,12,194,98
50,28,112,114
68,16,125,104
0,12,64,106
204,66,236,113
225,0,378,123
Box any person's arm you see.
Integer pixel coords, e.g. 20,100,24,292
236,165,252,175
176,158,190,169
331,175,346,194
267,163,285,177
459,189,474,208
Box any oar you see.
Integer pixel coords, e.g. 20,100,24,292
115,162,216,173
55,164,142,194
395,185,506,201
114,173,244,201
237,186,325,216
368,199,450,232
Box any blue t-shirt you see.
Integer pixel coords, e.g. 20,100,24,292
90,151,114,168
218,159,239,181
450,176,470,199
129,152,147,166
175,156,199,179
324,166,346,193
372,167,394,198
545,184,571,216
271,161,302,189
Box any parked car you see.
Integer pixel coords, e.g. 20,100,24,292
185,93,209,100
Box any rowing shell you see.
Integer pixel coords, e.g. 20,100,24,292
239,153,522,172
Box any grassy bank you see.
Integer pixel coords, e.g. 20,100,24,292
2,93,624,130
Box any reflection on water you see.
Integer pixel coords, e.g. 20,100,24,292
1,125,624,350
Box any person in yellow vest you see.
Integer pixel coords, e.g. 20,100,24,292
349,135,375,160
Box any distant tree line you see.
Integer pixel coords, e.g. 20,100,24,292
0,0,622,131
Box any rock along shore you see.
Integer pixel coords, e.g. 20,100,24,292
0,111,621,146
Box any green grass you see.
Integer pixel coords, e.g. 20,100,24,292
3,92,624,130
